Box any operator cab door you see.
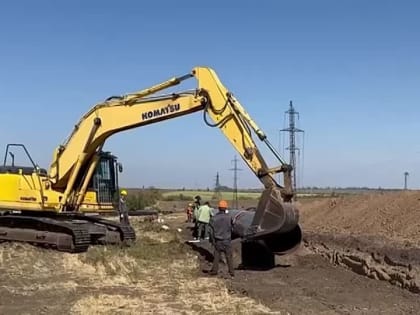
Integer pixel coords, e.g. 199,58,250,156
91,152,119,204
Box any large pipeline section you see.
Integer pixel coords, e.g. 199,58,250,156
206,201,302,269
229,205,302,255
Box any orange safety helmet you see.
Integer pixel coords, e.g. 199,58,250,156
218,200,228,209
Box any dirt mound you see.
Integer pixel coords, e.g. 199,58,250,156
299,191,420,244
297,191,420,295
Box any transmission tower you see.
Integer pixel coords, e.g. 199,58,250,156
213,172,222,200
404,171,409,190
229,155,242,209
215,172,221,189
280,101,304,193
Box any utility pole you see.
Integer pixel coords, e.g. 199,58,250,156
215,172,221,190
280,101,304,193
213,172,222,200
404,171,409,190
229,155,242,209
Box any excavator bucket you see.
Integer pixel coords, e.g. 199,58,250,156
229,186,302,256
246,186,300,239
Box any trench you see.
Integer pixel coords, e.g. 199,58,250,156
184,222,420,295
303,231,420,294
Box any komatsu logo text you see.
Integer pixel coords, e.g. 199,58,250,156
142,103,180,120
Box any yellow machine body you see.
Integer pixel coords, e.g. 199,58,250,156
0,171,113,212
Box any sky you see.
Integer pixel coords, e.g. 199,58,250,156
0,0,419,189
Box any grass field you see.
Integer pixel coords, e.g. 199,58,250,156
162,190,261,200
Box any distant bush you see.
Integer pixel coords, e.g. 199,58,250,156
162,193,194,201
125,188,163,210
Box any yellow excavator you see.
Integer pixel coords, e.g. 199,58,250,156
0,66,300,253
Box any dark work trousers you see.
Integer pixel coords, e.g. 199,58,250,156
197,221,209,239
211,240,234,276
193,219,198,238
119,199,130,225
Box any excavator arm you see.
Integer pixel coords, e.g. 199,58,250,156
193,67,293,195
49,66,298,238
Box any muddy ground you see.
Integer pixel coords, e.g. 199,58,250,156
184,222,420,315
1,191,420,314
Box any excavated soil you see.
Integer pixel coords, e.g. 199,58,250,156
188,236,420,314
299,190,420,244
296,191,420,297
183,190,420,314
303,232,420,294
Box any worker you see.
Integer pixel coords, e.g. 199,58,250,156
197,201,213,240
192,196,201,239
194,195,201,204
185,203,194,223
118,189,130,225
208,200,235,277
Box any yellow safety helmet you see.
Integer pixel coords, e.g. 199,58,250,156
120,189,128,196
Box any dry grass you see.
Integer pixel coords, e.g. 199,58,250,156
0,217,279,314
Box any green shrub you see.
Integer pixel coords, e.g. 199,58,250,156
125,188,163,210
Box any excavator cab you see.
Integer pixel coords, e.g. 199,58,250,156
74,151,124,213
88,151,121,205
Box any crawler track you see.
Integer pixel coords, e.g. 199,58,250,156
0,215,91,252
0,212,136,253
71,214,136,243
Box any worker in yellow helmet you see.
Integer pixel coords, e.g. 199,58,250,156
208,199,234,277
118,189,129,225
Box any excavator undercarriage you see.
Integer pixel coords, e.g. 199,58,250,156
0,212,136,252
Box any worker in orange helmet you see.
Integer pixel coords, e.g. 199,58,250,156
208,199,235,277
